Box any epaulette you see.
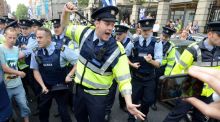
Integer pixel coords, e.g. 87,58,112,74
32,47,39,53
54,42,66,52
30,33,36,39
61,46,65,52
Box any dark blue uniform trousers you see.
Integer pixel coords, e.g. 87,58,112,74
128,79,156,122
39,90,72,122
74,85,107,122
163,96,213,122
105,80,117,115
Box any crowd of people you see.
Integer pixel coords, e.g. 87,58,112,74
0,2,220,122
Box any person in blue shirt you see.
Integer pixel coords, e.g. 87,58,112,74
128,18,163,122
30,27,78,122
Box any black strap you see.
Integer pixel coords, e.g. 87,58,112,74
79,26,90,45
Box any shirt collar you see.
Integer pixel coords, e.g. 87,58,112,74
43,41,55,55
204,39,214,51
93,31,105,46
122,36,128,44
57,33,65,39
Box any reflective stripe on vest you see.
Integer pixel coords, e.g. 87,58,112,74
164,44,173,60
79,28,94,50
84,89,109,95
75,72,109,89
166,64,173,68
115,73,131,82
192,44,215,97
179,60,188,68
192,44,220,67
192,44,202,64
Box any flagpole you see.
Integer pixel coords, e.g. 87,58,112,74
51,0,53,19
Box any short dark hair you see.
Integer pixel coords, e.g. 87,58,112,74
37,27,52,38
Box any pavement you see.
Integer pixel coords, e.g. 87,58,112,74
13,88,172,122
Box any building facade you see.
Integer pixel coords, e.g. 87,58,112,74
30,0,69,20
0,0,10,17
85,0,219,33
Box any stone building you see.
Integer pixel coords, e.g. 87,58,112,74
85,0,219,33
30,0,69,19
0,0,10,17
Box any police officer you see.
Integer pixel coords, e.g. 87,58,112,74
51,19,78,51
152,27,177,110
5,18,14,26
163,21,220,122
17,19,37,51
128,18,163,122
62,2,145,122
30,27,78,122
105,24,134,121
31,19,43,34
16,19,38,100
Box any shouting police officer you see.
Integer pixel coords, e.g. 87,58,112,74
62,2,145,122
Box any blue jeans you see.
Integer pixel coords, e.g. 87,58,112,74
7,84,31,117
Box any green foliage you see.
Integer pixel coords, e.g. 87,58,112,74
15,4,28,20
78,0,89,7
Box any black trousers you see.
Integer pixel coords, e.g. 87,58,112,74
163,96,213,122
74,86,107,122
39,90,72,122
128,79,156,122
105,80,126,115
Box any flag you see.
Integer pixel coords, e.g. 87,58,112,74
28,7,33,19
139,8,145,20
102,0,116,7
44,0,49,15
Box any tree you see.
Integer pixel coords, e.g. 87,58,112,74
15,4,28,20
78,0,89,8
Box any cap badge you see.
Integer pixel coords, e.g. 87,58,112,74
111,10,115,16
23,21,26,24
145,22,149,25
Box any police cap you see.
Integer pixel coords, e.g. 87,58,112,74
0,18,6,24
51,19,61,28
31,19,43,27
91,6,119,22
19,19,33,27
207,21,220,34
5,18,15,25
5,21,18,29
115,25,129,34
162,27,176,37
138,18,156,30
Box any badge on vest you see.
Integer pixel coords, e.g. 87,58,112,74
138,53,148,57
43,63,53,67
